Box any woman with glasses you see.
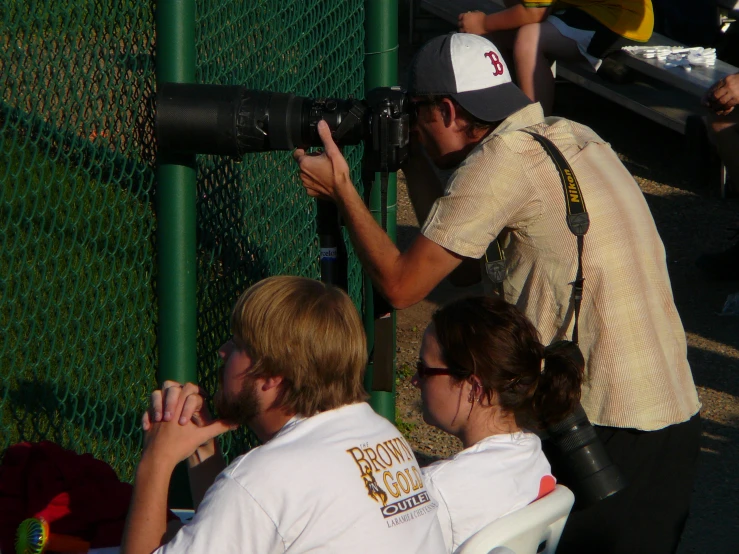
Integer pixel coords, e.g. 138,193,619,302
413,295,584,553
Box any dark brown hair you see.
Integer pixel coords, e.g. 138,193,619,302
415,95,498,138
431,295,584,428
231,276,368,417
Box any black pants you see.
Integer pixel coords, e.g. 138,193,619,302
543,413,701,554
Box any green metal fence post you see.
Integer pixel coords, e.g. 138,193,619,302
156,0,197,386
364,0,398,422
156,0,197,508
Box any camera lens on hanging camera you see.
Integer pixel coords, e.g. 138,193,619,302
545,403,628,508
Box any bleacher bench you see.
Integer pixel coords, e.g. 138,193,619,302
409,0,739,135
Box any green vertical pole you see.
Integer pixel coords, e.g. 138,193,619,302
156,0,197,509
364,0,398,422
156,0,197,386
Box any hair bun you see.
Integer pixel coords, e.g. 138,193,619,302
544,340,574,355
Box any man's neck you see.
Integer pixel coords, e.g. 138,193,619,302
250,409,296,443
459,125,497,160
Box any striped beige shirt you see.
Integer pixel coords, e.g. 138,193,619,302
422,104,700,430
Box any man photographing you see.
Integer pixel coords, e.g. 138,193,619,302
121,276,445,553
293,33,701,553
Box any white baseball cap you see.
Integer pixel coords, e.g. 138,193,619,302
409,33,532,122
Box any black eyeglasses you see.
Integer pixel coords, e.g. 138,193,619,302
415,360,453,379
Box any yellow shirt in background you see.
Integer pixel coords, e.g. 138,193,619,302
522,0,654,42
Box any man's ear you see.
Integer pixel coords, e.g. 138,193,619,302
439,97,456,127
440,98,469,133
261,376,284,391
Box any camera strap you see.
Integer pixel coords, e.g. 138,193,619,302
484,130,590,344
333,102,367,144
378,107,392,232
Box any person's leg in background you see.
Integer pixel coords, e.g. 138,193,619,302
707,113,739,183
695,111,739,279
513,21,583,115
481,29,520,81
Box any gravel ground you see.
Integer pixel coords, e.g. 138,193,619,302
393,27,739,554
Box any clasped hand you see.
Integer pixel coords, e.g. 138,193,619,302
140,380,236,468
292,120,352,202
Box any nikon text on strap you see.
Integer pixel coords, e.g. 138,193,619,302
484,130,590,344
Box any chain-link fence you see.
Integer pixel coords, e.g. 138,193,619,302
1,0,365,481
192,1,365,459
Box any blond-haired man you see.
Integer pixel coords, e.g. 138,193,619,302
122,276,445,554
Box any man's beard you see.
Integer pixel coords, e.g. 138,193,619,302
214,379,260,429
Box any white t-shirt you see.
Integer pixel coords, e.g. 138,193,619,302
421,432,554,553
157,402,446,553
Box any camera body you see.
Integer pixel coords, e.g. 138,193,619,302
362,87,410,172
156,83,411,171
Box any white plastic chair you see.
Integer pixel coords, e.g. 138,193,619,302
453,485,575,554
171,508,195,523
87,510,196,554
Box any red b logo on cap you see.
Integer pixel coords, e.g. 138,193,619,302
484,51,504,76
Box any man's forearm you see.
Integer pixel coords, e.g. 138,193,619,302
293,120,462,308
335,182,405,302
121,455,174,554
332,177,464,309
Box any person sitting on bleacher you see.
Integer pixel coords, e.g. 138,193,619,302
458,0,654,114
121,276,446,554
413,295,584,553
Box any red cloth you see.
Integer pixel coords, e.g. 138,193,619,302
0,441,133,552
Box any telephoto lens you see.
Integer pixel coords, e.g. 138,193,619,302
545,403,627,508
156,83,365,157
